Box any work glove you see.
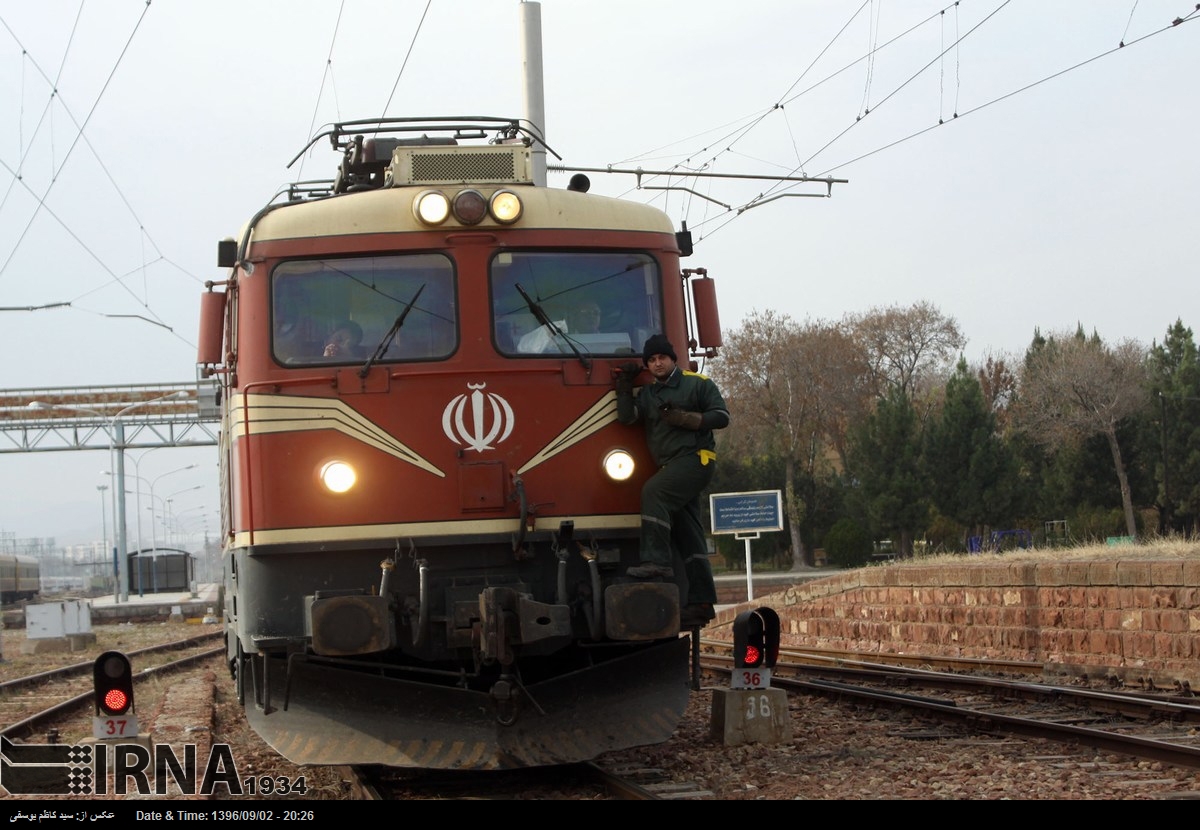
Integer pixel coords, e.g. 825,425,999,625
614,362,641,396
660,402,703,430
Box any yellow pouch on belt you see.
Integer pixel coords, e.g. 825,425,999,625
698,449,717,466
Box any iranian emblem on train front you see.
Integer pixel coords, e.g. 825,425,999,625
441,382,514,452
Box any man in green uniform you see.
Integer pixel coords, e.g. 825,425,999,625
615,334,730,627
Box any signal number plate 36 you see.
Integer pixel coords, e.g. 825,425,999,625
731,668,772,690
93,714,139,740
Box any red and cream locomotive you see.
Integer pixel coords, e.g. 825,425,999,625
198,117,723,769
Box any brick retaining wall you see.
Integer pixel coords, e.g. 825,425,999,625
708,558,1200,689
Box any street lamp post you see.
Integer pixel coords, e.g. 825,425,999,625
112,457,197,596
27,391,189,603
148,472,199,592
103,472,151,596
171,506,208,544
96,484,109,581
164,485,204,532
171,507,209,586
122,448,167,597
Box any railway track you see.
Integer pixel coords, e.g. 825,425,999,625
700,644,1200,779
0,632,224,741
346,760,706,799
3,626,702,801
7,621,1196,799
726,639,1048,677
0,631,223,693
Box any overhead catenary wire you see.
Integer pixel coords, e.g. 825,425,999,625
620,1,1196,248
1121,0,1142,46
380,0,432,119
858,0,881,120
0,153,184,342
0,0,154,281
298,0,348,181
611,1,963,235
810,4,1200,181
297,1,432,174
795,1,1013,179
2,2,1195,343
0,1,203,342
1,15,168,262
0,2,85,217
616,3,946,185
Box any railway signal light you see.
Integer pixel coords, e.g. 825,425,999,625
731,607,780,690
93,650,139,739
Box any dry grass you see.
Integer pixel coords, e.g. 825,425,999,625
905,536,1200,564
0,620,209,678
714,537,1200,577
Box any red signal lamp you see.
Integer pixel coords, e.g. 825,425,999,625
103,688,129,713
93,651,135,717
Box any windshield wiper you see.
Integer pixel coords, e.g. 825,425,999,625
514,282,591,371
358,283,426,378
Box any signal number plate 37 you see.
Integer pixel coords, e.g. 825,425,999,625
93,714,139,740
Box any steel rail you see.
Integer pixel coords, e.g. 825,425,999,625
581,762,661,800
0,646,223,740
0,631,223,694
699,635,1044,675
703,658,1200,771
705,649,1200,723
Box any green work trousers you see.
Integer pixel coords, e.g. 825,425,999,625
639,451,718,605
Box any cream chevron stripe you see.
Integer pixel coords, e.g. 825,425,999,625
516,390,619,475
231,392,444,477
231,512,639,549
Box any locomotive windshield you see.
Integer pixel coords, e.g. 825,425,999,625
491,251,662,356
272,254,456,365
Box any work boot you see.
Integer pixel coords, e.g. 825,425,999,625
626,562,673,579
679,603,715,628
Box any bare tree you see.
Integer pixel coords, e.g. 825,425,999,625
976,351,1018,431
711,310,871,568
847,300,966,400
798,322,875,475
1013,330,1149,538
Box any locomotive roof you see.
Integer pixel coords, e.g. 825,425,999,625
235,117,675,250
247,185,675,244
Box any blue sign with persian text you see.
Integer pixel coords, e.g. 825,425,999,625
709,490,783,535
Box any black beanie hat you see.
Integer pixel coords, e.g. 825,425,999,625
642,334,677,366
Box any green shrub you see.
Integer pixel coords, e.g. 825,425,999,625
1068,505,1130,543
822,517,872,568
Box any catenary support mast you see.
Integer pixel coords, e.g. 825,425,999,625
520,1,547,187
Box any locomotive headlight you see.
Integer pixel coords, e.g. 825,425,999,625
489,189,523,224
413,190,450,225
320,460,357,494
602,449,635,482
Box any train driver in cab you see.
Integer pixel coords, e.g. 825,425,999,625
518,299,604,353
322,320,365,358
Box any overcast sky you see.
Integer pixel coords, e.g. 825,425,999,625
2,1,1197,547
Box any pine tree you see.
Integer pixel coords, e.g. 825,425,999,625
848,386,930,557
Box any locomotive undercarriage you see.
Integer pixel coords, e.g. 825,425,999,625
226,534,690,769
